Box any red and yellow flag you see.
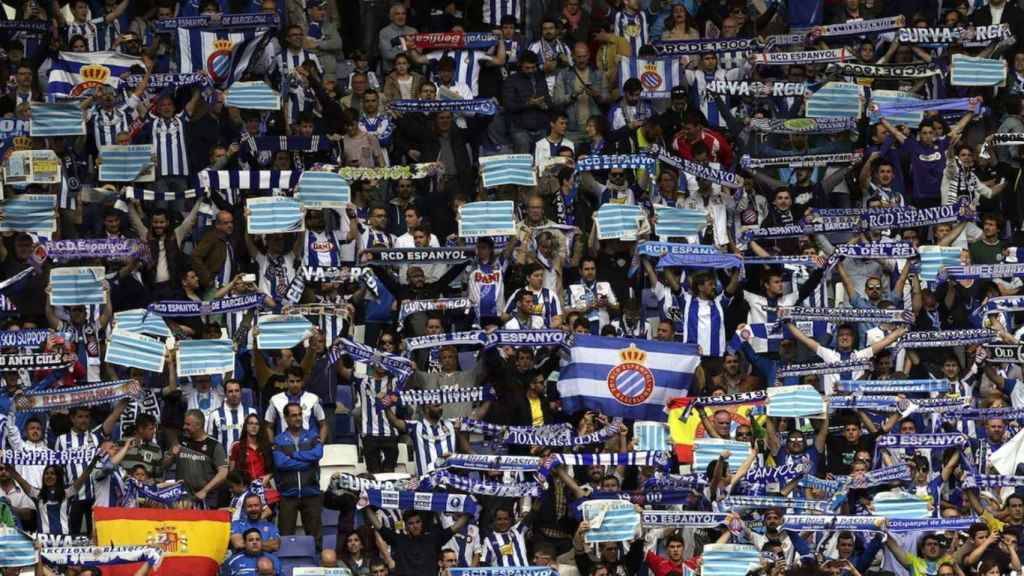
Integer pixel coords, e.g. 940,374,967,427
94,507,230,576
667,397,757,464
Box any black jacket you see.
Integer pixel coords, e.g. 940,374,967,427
501,70,552,132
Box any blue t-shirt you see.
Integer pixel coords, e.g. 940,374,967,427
224,552,280,576
231,518,280,543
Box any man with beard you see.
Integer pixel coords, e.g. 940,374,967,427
382,398,470,475
127,202,201,300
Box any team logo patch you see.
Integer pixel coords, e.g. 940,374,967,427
69,64,111,97
207,39,235,84
607,344,654,405
641,67,663,92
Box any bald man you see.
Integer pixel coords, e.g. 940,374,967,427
192,210,240,290
321,549,339,567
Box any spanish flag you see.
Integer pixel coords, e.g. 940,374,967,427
94,507,230,576
667,397,758,464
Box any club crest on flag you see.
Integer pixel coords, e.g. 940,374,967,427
641,62,663,92
71,64,111,97
608,344,655,406
207,39,235,84
146,524,189,553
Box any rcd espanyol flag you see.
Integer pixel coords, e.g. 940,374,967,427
48,51,143,100
558,335,700,420
178,30,270,88
618,56,681,99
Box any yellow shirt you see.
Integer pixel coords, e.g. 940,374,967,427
529,397,544,426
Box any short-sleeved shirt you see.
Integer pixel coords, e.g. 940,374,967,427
231,517,280,542
176,436,227,493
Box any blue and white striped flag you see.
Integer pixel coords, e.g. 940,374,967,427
702,544,760,576
480,154,536,188
49,266,105,306
766,385,825,418
296,171,350,209
580,500,640,542
693,438,751,473
459,201,515,237
868,90,923,127
113,309,170,338
558,335,700,421
596,204,644,240
225,81,281,110
873,491,929,519
122,187,199,202
951,54,1006,86
0,194,56,233
806,82,864,119
197,170,300,190
634,421,671,451
0,528,36,567
177,338,235,376
617,56,682,99
654,206,706,239
247,197,304,234
177,29,270,88
99,145,155,182
47,50,142,99
105,329,166,373
30,102,85,137
257,314,313,349
919,245,962,284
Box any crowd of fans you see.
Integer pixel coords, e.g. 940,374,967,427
0,0,1023,576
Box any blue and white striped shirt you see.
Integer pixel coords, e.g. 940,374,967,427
405,418,457,475
665,291,730,357
480,521,530,567
54,426,104,500
358,376,398,437
207,403,256,451
149,111,191,177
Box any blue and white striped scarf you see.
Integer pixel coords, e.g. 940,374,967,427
945,406,1024,421
835,379,949,393
974,295,1024,318
424,471,543,498
539,451,670,478
941,263,1024,280
40,546,163,567
788,515,979,533
439,454,541,472
330,473,409,493
328,338,415,383
457,418,622,447
641,511,728,527
774,306,911,324
396,387,486,406
835,242,917,259
648,144,742,188
829,395,967,413
776,359,873,378
876,433,968,449
859,199,970,230
740,219,860,242
360,489,479,515
387,98,498,116
741,151,862,169
576,154,656,172
835,464,911,488
895,329,996,349
147,293,264,317
722,495,839,513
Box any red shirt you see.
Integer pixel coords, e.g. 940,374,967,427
674,128,734,168
646,550,700,576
